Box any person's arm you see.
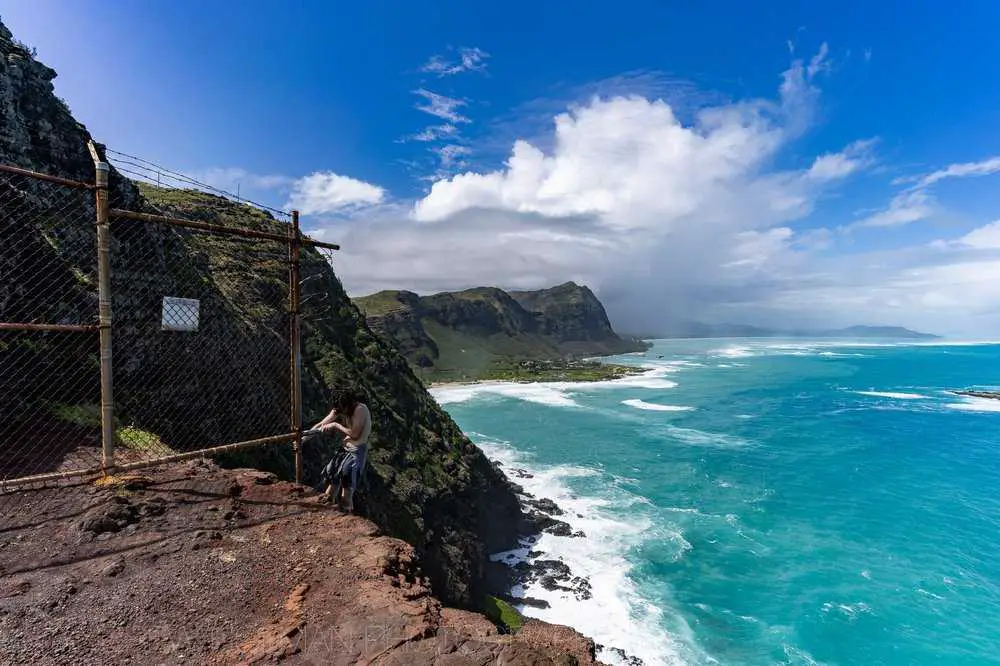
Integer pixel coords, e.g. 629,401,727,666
323,405,368,439
313,407,337,430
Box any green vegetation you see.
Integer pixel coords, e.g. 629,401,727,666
354,290,407,316
48,405,176,456
479,359,644,383
49,403,102,428
116,426,176,455
483,595,525,633
354,283,648,383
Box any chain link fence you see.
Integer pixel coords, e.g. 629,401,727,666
0,145,339,490
0,166,103,483
107,194,292,466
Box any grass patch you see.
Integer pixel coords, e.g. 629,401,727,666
483,595,524,633
116,426,177,456
50,403,102,428
354,290,407,316
479,359,644,383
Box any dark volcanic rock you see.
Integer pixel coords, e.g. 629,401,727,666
602,645,646,666
526,497,564,515
80,500,139,535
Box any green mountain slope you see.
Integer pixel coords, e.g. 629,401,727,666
355,282,648,380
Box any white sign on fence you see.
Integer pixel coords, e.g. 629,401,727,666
161,296,200,332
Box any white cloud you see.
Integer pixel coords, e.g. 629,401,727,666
855,190,934,228
420,47,490,77
806,139,876,181
807,42,831,78
433,144,472,169
857,155,1000,230
421,47,490,76
406,124,459,142
912,155,1000,189
286,172,385,215
956,220,1000,249
414,89,470,124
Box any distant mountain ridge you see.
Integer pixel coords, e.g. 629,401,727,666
354,282,648,380
636,321,939,340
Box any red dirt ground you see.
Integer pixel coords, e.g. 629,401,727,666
0,460,603,665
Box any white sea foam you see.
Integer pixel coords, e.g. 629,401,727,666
431,382,579,407
712,345,753,358
945,397,1000,413
429,366,679,409
855,391,930,400
622,399,693,412
821,601,872,620
475,436,695,665
663,425,749,448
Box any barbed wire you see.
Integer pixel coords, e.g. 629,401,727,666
105,148,292,220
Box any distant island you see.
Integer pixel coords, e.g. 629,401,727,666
354,282,649,383
633,322,939,340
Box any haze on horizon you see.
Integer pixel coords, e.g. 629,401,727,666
5,1,1000,338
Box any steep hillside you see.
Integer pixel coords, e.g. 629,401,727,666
0,20,524,611
355,283,647,380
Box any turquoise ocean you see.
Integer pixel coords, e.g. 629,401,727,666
430,339,1000,666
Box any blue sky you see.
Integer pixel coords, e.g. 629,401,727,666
5,0,1000,335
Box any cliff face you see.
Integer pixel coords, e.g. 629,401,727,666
355,283,648,379
0,21,524,610
509,282,636,354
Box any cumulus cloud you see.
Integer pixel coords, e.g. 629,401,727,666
286,172,385,215
318,45,1000,336
421,47,490,77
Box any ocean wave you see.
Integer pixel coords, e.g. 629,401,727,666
622,399,694,412
473,435,693,666
711,345,753,358
855,390,930,400
944,397,1000,413
431,382,579,407
429,367,679,408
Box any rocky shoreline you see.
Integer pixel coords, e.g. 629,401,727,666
486,459,648,666
953,389,1000,400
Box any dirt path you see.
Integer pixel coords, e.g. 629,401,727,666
0,460,600,665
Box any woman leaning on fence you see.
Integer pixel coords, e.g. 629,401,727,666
313,388,371,513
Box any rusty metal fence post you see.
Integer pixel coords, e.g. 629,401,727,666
90,142,116,473
289,210,303,484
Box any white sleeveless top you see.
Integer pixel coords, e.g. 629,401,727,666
344,403,371,451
